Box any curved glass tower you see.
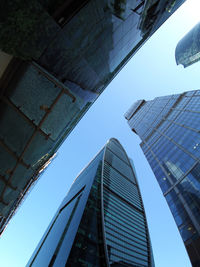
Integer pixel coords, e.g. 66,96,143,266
27,138,154,267
175,22,200,68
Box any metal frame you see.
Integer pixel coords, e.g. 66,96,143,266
0,59,77,234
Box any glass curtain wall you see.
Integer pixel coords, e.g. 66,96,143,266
27,139,154,267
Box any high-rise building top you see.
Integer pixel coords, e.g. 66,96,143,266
175,22,200,67
125,90,200,266
27,138,154,267
0,0,185,234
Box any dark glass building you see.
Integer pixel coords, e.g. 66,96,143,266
175,22,200,68
0,0,185,234
125,91,200,266
27,138,154,267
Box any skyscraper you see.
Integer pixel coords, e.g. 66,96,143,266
0,0,185,234
125,90,200,266
27,138,154,267
175,22,200,68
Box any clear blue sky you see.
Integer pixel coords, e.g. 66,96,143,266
0,0,200,266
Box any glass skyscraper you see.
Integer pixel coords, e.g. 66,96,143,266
125,90,200,266
27,138,154,267
175,22,200,68
0,0,185,233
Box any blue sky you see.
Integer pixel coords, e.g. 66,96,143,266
0,0,200,266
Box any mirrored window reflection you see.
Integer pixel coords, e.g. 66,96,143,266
177,164,200,223
30,194,81,267
166,189,197,242
103,140,149,267
104,149,135,182
66,163,107,267
103,162,141,209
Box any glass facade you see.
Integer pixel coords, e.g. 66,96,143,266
0,0,185,234
27,138,154,267
125,90,200,266
175,22,200,68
